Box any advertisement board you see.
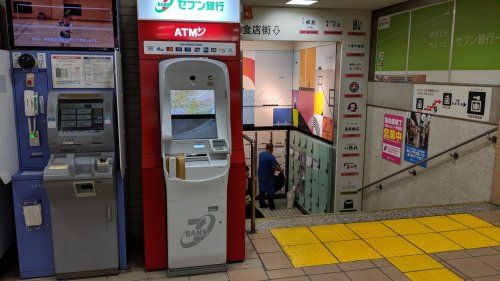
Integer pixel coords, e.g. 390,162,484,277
382,114,404,165
404,112,431,167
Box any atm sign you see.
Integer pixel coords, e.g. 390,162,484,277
138,0,240,23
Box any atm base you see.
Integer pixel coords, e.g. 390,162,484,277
167,263,227,277
56,268,119,280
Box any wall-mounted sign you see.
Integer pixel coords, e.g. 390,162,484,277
404,112,431,168
412,84,492,122
382,114,404,165
241,7,370,41
138,0,240,23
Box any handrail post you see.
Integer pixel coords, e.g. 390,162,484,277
251,132,258,234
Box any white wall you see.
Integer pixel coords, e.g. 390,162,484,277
363,104,497,210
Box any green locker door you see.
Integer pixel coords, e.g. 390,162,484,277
319,145,332,213
288,148,295,190
305,162,313,213
290,131,296,147
311,159,320,214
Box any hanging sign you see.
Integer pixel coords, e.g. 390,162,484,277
382,114,404,165
138,0,240,23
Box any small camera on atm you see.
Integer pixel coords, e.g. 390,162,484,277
18,54,37,69
189,75,196,81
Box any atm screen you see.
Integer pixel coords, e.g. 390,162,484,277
170,90,217,140
58,99,104,131
8,0,115,49
171,90,215,115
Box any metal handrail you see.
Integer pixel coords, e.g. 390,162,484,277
243,133,258,234
359,127,498,192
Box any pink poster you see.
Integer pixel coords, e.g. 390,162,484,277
382,114,404,165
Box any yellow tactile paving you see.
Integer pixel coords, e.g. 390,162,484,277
416,216,468,232
270,227,320,246
405,268,463,281
447,214,493,228
346,221,398,239
365,236,423,257
381,218,434,235
475,227,500,242
440,229,499,249
403,232,463,253
325,239,382,262
282,243,338,267
309,224,359,242
387,254,443,272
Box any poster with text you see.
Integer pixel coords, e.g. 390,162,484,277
404,112,430,167
382,114,404,165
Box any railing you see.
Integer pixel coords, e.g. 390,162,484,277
359,127,498,192
243,133,258,234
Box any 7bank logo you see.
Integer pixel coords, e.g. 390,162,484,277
180,214,215,248
155,0,174,13
175,27,207,37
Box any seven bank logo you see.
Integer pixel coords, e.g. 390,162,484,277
175,27,207,37
180,214,215,248
155,0,174,13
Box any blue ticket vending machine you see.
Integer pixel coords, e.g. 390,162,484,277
10,50,127,279
6,0,127,278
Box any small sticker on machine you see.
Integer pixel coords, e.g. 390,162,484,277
144,41,236,56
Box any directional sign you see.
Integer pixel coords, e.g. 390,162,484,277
412,84,492,122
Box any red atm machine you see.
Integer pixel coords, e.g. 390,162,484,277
137,0,245,270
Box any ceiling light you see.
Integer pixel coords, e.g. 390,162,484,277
286,0,318,6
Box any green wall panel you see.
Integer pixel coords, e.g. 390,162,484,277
408,1,453,71
451,0,500,70
376,12,410,71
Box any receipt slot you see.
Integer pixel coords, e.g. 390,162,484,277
160,58,231,276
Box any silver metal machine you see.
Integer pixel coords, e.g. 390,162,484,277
43,91,118,279
160,58,231,276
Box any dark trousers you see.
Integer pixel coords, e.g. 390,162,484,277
259,191,275,209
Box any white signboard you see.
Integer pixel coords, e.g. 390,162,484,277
241,7,370,42
413,84,492,122
137,0,240,23
51,55,114,89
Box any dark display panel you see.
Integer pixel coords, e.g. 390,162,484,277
58,99,104,131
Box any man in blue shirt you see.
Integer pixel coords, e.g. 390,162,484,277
258,143,283,210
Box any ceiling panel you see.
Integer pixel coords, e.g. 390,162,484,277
241,0,409,11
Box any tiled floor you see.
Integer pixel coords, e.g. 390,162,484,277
2,209,500,280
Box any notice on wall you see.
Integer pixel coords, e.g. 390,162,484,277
413,84,492,122
51,55,114,89
382,114,404,165
404,112,431,167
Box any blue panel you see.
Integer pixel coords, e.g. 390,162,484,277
12,58,50,170
12,172,55,278
273,108,292,126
